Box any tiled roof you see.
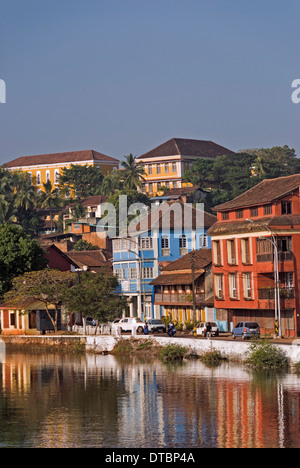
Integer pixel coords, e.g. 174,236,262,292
150,249,212,286
214,173,300,212
65,250,112,272
5,150,119,168
137,138,234,160
207,215,300,236
151,271,204,286
134,201,217,233
162,248,212,272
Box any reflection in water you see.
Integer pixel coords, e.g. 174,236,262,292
1,351,300,448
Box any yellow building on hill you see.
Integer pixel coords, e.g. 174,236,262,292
4,149,119,191
136,138,234,196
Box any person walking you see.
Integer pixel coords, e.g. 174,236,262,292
206,322,212,339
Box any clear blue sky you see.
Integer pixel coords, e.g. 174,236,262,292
0,0,299,164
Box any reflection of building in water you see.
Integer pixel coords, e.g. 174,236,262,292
2,354,300,447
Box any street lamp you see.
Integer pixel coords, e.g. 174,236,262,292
246,219,282,337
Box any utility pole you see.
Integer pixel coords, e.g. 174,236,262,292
191,250,197,338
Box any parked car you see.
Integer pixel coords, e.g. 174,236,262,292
146,319,166,333
196,322,219,337
86,317,96,326
111,317,145,333
232,322,260,340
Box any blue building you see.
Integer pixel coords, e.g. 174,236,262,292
112,202,217,319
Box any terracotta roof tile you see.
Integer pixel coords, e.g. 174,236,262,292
137,138,234,160
214,173,300,212
5,150,119,168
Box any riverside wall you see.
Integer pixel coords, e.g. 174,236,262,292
2,334,300,365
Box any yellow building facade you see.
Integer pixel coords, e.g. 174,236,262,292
137,138,234,196
5,149,119,191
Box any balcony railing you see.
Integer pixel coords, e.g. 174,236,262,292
155,293,205,305
258,288,295,300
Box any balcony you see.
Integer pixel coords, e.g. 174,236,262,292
154,292,205,305
258,287,295,309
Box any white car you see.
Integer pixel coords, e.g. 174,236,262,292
111,317,145,333
196,322,219,337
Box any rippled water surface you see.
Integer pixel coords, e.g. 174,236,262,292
1,350,300,448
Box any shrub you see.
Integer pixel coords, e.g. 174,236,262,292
200,350,227,366
160,343,188,362
246,341,288,370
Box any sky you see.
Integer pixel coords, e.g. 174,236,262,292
0,0,299,164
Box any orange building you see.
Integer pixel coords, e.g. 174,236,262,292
208,173,300,338
4,149,119,191
136,137,234,195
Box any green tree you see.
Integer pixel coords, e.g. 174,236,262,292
73,239,99,251
121,154,146,190
59,164,104,199
38,181,62,232
0,224,48,299
63,271,127,329
4,269,75,333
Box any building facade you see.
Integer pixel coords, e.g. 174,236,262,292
4,149,119,191
208,173,300,338
112,202,217,319
151,249,222,328
137,138,234,196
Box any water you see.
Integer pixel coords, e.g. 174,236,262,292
1,350,300,448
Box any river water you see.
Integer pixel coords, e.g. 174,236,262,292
1,349,300,448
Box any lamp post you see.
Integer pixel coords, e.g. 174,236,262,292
246,219,281,337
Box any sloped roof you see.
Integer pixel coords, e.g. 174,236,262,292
214,173,300,212
134,201,217,234
5,150,119,168
137,138,234,160
64,250,112,272
150,249,212,286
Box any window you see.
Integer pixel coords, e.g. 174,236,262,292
214,275,224,300
172,163,177,173
236,209,244,219
241,238,250,264
229,273,238,299
143,267,154,279
54,170,60,184
165,163,169,173
256,237,273,262
277,236,293,261
243,273,252,299
140,237,153,250
161,236,170,256
213,240,222,266
264,205,273,215
27,172,32,184
250,207,258,217
199,234,207,248
227,239,236,265
149,183,153,194
222,212,229,221
285,272,294,289
281,201,292,215
148,165,152,175
113,239,121,251
129,268,138,280
179,235,188,255
115,268,126,280
36,171,41,185
46,170,51,183
157,164,161,174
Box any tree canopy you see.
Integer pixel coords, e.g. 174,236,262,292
0,224,48,299
183,145,300,211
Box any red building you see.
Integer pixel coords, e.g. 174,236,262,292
207,173,300,338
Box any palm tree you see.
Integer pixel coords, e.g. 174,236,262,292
39,181,62,232
121,154,145,190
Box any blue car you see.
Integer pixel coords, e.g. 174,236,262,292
232,322,260,340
